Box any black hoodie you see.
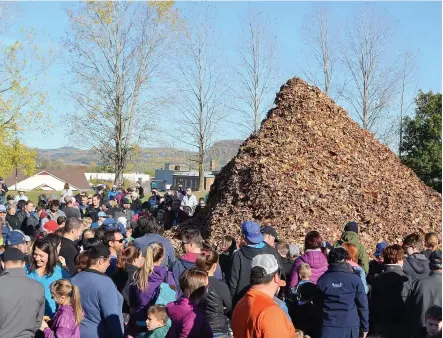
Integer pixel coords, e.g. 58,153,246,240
402,253,430,282
228,244,283,306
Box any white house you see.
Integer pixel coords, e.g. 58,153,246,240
85,173,150,183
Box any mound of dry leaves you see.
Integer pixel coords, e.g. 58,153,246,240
165,77,442,251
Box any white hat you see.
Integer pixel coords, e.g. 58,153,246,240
251,254,279,275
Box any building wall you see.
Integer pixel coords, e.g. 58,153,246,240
84,173,150,182
172,175,215,191
154,169,174,185
9,175,72,191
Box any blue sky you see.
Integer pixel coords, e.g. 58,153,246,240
7,1,442,150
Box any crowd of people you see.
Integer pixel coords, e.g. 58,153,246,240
0,181,441,338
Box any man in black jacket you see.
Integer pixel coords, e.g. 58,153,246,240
64,196,81,219
59,217,82,276
228,221,283,307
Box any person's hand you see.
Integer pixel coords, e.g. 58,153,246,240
360,332,368,338
58,256,66,267
40,319,48,331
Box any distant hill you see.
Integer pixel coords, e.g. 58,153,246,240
37,140,243,173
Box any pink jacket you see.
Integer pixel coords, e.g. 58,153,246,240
289,249,328,287
43,304,80,338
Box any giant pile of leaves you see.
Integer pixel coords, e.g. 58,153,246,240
166,77,442,251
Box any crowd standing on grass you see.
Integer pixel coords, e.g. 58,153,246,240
0,180,441,338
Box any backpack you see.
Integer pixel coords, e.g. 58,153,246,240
154,271,176,306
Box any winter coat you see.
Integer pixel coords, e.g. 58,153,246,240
59,236,80,277
369,264,412,337
403,253,430,281
348,260,369,294
43,304,80,338
129,265,175,328
166,298,213,338
64,207,81,219
130,198,142,212
108,190,119,200
0,268,45,338
112,264,138,314
202,276,232,335
172,253,223,297
71,269,124,338
334,231,369,273
289,249,328,287
367,259,384,286
218,239,237,281
163,210,190,230
281,256,294,281
408,271,442,337
26,264,69,317
229,243,284,306
421,249,433,260
133,234,176,269
24,213,39,236
5,212,20,230
315,262,369,333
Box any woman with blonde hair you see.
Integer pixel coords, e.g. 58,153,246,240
60,183,73,208
39,279,83,338
128,243,175,336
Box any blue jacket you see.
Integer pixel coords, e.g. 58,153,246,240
26,264,69,316
71,269,124,338
107,190,119,200
134,234,176,269
315,262,369,332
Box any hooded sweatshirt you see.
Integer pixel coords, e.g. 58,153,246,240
402,253,430,281
289,249,328,287
334,231,369,273
166,298,213,338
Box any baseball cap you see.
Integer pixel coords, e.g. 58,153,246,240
374,242,389,257
12,230,31,242
98,211,107,218
122,197,131,205
241,221,264,244
2,247,25,262
0,205,6,213
261,226,279,242
289,244,300,257
430,250,442,268
44,220,59,232
251,254,286,286
5,231,26,247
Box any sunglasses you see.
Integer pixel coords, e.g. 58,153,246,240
114,238,125,243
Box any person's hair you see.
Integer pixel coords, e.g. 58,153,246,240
63,183,70,190
342,242,358,263
54,228,64,237
57,216,67,226
30,238,58,276
403,233,422,250
196,249,218,272
7,204,16,212
87,246,110,267
46,233,62,252
92,194,100,201
82,228,94,239
136,216,163,236
50,200,60,208
277,242,289,257
383,244,404,264
133,243,164,292
82,217,93,227
35,206,43,213
305,231,323,250
126,226,132,231
25,200,34,206
220,235,234,251
94,227,107,242
179,268,207,303
425,305,442,321
147,304,168,325
328,247,349,264
298,263,312,280
425,233,439,250
50,279,83,326
75,251,89,272
250,266,276,285
17,200,26,210
64,196,73,204
63,217,83,234
295,329,311,338
117,245,141,269
181,229,203,248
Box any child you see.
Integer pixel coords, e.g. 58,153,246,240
57,216,67,229
140,304,170,338
125,226,134,245
420,305,442,338
422,233,439,259
39,279,83,338
277,242,293,280
82,217,93,230
367,242,388,286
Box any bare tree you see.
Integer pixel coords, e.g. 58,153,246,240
172,12,227,190
302,6,337,97
398,52,417,155
340,11,398,133
64,2,177,184
231,12,278,135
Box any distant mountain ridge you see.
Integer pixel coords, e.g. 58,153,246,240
37,139,243,172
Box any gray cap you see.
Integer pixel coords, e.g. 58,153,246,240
251,254,279,275
289,244,300,257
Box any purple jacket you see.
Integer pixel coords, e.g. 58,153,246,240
166,298,213,338
289,249,328,287
43,304,80,338
129,265,175,324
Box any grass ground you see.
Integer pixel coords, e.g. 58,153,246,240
7,189,208,204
